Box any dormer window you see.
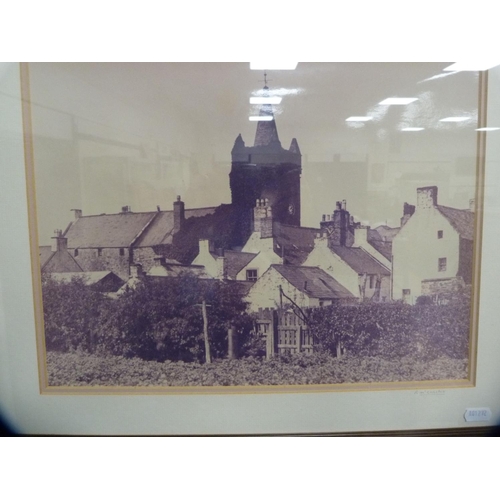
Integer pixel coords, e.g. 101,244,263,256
437,230,443,239
246,269,258,282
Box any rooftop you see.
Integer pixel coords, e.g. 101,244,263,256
437,205,475,240
330,246,390,275
272,264,354,300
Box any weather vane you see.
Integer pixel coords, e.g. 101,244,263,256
259,71,272,87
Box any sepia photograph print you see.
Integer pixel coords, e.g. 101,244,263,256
23,62,485,393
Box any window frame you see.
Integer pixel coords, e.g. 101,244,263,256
246,269,258,282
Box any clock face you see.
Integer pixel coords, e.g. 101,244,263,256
288,204,295,215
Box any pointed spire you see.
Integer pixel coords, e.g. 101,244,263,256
254,81,281,147
289,138,301,155
232,133,245,153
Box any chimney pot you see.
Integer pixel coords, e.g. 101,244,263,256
416,186,438,209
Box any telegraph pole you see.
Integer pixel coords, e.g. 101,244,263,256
201,300,211,364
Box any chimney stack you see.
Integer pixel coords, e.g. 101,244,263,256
401,202,416,226
51,229,67,253
354,226,369,247
173,195,185,233
199,239,215,256
129,263,144,279
71,209,82,220
416,186,438,209
319,200,352,246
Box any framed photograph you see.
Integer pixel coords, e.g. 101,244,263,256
1,61,499,435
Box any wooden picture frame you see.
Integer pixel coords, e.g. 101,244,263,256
1,62,499,435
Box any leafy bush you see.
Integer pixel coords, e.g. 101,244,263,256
42,273,255,362
308,299,470,361
46,351,468,387
41,274,108,352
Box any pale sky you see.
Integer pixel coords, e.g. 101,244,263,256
28,63,480,245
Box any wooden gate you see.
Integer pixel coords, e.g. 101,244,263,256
255,308,314,358
277,310,313,355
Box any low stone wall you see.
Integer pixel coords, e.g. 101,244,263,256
421,276,465,296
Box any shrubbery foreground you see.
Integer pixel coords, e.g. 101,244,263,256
47,351,467,386
42,274,471,385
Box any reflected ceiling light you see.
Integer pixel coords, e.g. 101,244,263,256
443,62,500,72
249,116,273,121
439,117,470,122
346,116,373,122
476,127,500,131
250,62,298,70
402,127,424,131
253,87,302,97
250,96,282,105
379,98,418,105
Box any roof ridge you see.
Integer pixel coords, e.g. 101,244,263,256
437,204,470,212
274,222,320,231
74,211,160,218
224,250,258,256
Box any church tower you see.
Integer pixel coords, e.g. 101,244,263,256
229,82,302,229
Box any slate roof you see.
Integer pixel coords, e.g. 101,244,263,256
273,222,318,265
63,206,221,250
330,246,390,275
147,263,208,278
437,205,475,240
39,246,83,273
39,246,54,267
371,225,400,242
134,207,218,247
49,271,121,285
171,204,245,263
64,212,157,248
367,239,393,261
134,211,174,247
223,251,258,279
272,265,354,300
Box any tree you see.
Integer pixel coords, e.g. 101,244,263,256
41,274,106,352
101,274,254,362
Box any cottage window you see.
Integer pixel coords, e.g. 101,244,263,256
74,249,79,257
437,230,443,239
119,248,125,256
438,257,447,272
97,248,102,257
369,275,375,288
246,269,258,282
403,289,410,296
